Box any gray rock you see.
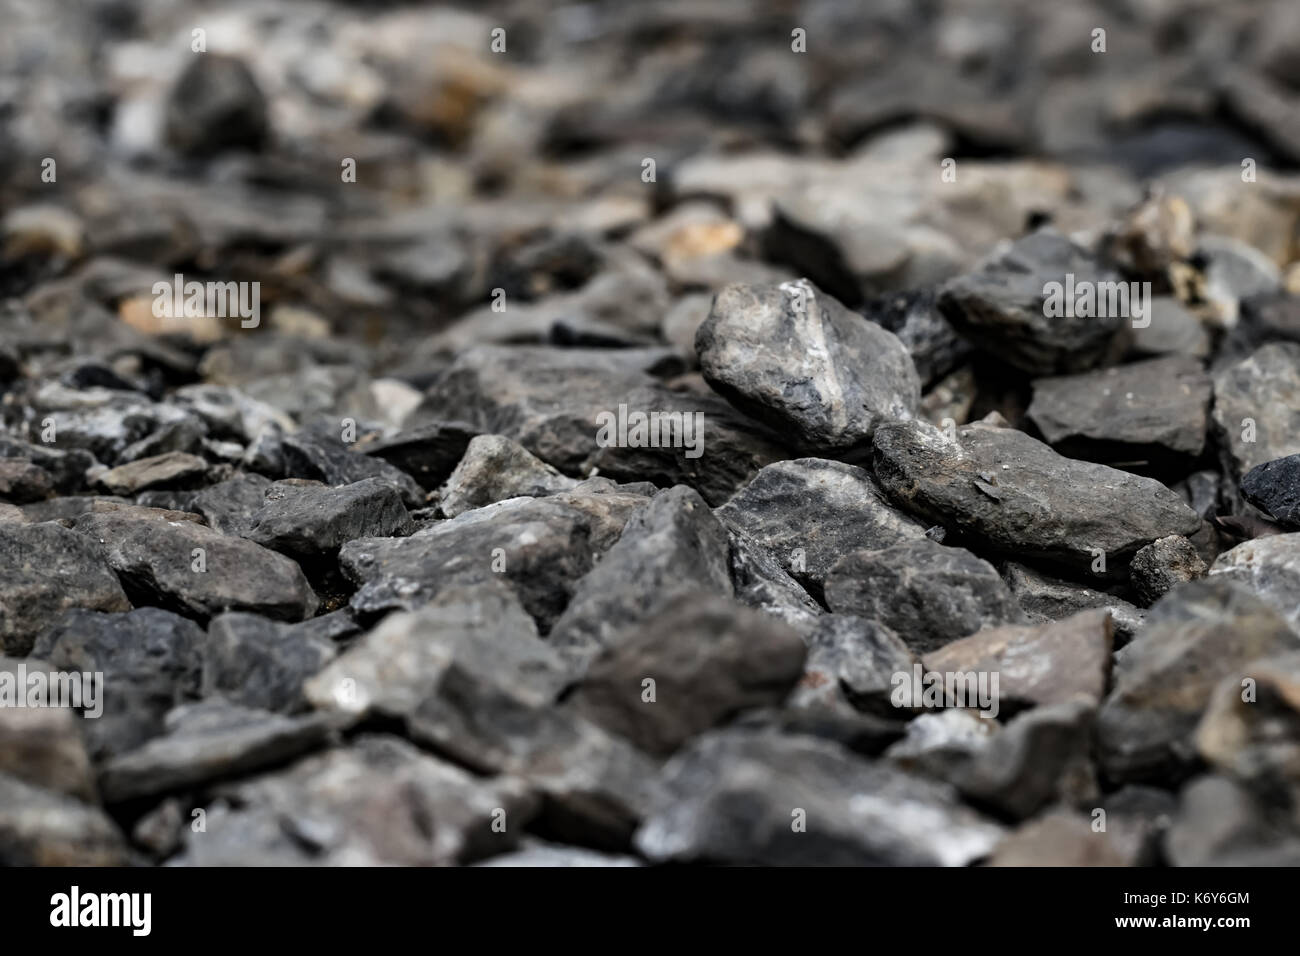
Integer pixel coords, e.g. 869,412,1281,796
715,458,926,598
281,427,425,509
548,486,734,674
475,840,642,867
937,231,1126,375
1126,297,1211,359
0,772,130,866
438,434,578,518
724,528,823,632
1209,534,1300,632
634,729,1003,866
190,473,273,534
987,810,1129,867
170,735,537,866
203,612,339,713
1098,579,1300,783
695,279,919,453
95,451,209,495
1212,342,1300,478
924,608,1114,712
1027,356,1212,461
1241,453,1300,527
1129,534,1207,606
873,419,1202,574
305,583,571,756
0,521,130,655
1164,774,1297,867
99,699,331,803
73,507,319,622
31,607,204,760
824,539,1026,652
1002,561,1146,646
0,438,95,494
792,614,917,717
0,459,54,503
862,289,972,387
570,595,807,757
243,478,412,556
340,495,615,630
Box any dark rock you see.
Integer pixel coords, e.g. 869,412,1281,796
243,478,412,556
570,596,807,757
73,507,319,622
873,419,1202,574
203,612,339,713
715,458,926,599
437,434,577,517
1241,454,1300,527
190,473,272,534
1209,534,1300,632
281,427,425,509
937,231,1127,375
1027,356,1212,462
1098,579,1300,783
695,279,919,453
32,607,204,760
634,729,1003,866
1129,534,1207,606
0,459,54,503
165,54,269,156
0,522,130,655
724,528,823,631
548,486,733,674
99,699,331,803
824,539,1026,653
1002,561,1145,646
358,420,481,492
791,614,916,717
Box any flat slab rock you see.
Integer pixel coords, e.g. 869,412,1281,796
1027,355,1212,460
242,477,413,556
695,279,920,453
873,420,1201,573
714,458,926,597
634,729,1003,866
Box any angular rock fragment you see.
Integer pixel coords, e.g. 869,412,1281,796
0,522,130,655
635,730,1003,866
570,596,806,757
73,508,318,622
281,427,424,508
937,231,1126,375
98,698,330,803
1164,774,1300,867
923,609,1113,712
243,478,412,556
548,486,733,673
340,495,605,630
1211,342,1300,478
0,676,97,801
873,420,1201,573
825,539,1026,652
1209,534,1300,631
32,607,204,760
714,458,926,598
170,736,537,866
204,612,340,713
95,451,209,495
1099,579,1300,783
724,529,823,631
791,614,916,717
1027,356,1211,462
695,279,920,452
438,434,577,518
1129,534,1207,606
165,54,269,156
987,811,1128,867
1241,453,1300,528
189,473,273,534
1002,561,1145,646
